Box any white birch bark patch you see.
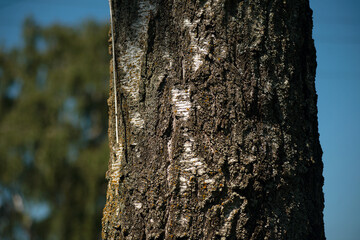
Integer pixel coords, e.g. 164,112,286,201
183,19,209,72
118,0,156,130
110,144,124,185
171,88,191,121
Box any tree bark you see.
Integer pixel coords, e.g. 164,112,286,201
102,0,325,239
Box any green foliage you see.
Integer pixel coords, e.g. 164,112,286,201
0,17,110,239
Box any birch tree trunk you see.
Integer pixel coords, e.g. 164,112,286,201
102,0,325,239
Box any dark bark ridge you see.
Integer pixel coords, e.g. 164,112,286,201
103,0,324,239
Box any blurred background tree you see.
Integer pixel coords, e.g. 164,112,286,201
0,17,109,240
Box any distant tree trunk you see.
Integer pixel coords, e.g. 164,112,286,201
102,0,325,239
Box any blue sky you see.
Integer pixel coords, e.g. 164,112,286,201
0,0,359,239
310,1,360,239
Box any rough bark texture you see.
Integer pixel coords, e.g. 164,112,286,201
102,0,325,239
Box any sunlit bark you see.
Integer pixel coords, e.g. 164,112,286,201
102,0,325,239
